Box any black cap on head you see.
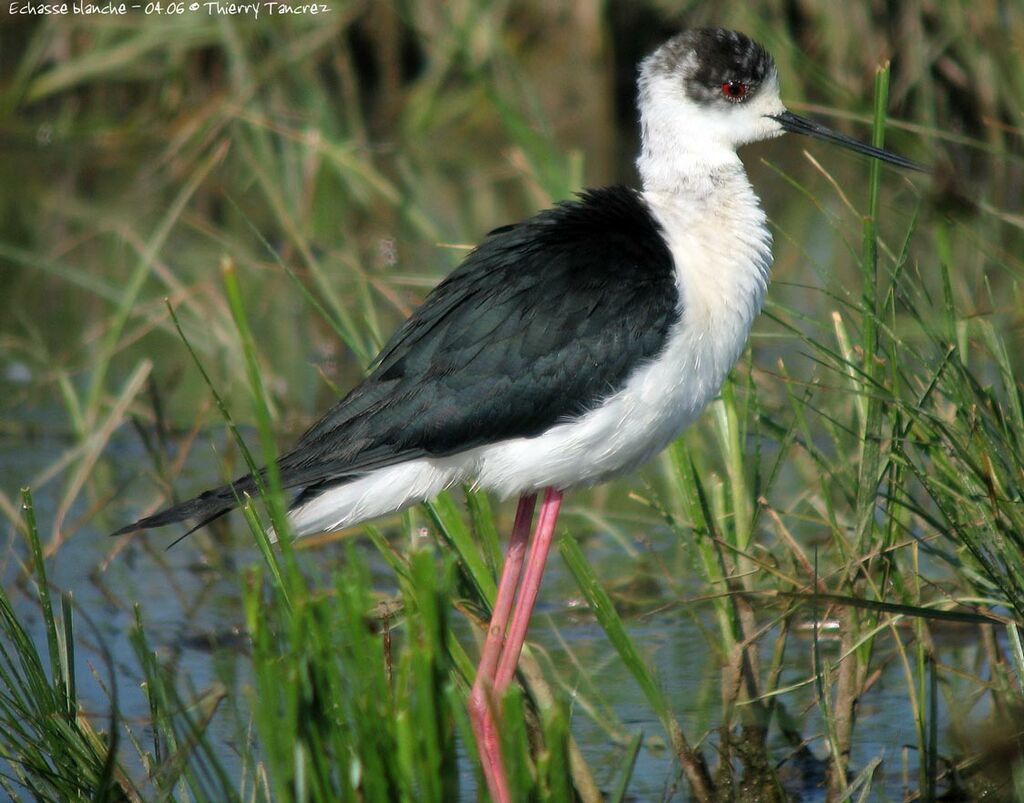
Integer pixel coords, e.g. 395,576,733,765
645,28,775,103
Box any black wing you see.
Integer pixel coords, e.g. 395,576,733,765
112,186,678,535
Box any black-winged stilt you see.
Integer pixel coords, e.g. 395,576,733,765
114,28,922,802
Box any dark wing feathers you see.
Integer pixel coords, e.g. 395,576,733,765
113,186,678,536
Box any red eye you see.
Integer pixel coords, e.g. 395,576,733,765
722,81,749,101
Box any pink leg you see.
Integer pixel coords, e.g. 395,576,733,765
470,494,536,800
476,487,564,802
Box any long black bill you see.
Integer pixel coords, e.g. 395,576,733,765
770,110,926,172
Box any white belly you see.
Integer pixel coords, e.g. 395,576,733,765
471,300,757,496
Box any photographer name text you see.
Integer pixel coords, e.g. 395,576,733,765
10,0,329,16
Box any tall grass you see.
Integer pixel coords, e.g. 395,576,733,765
1,2,1023,801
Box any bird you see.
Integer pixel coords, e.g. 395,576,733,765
113,28,923,803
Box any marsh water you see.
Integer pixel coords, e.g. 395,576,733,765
1,404,976,800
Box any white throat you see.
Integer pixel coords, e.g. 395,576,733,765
637,111,745,195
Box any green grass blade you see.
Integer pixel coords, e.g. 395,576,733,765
221,257,290,542
559,533,714,799
852,62,891,559
21,489,62,702
424,492,496,606
608,731,643,803
559,535,669,719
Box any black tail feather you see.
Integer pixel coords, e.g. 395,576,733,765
165,506,235,549
110,475,256,538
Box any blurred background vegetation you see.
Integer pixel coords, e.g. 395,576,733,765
1,1,1023,801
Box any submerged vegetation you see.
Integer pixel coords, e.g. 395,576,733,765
1,1,1023,800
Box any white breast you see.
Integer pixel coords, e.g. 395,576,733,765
288,171,772,537
471,169,772,496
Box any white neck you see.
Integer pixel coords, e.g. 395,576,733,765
634,64,784,196
637,113,746,196
637,107,774,396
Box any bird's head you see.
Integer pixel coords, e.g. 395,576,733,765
637,28,923,184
